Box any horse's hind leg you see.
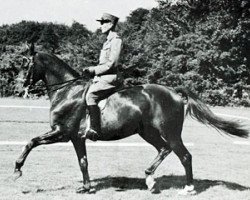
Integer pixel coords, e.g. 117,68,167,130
13,125,66,180
170,140,196,195
139,129,172,193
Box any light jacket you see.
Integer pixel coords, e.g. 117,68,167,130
89,31,122,85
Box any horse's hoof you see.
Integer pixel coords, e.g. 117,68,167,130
88,188,96,194
76,186,95,194
11,170,22,181
178,185,196,196
150,185,160,194
76,186,90,193
146,175,156,191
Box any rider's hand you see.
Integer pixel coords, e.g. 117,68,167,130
82,68,95,78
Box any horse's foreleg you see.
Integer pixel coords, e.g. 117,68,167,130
13,125,64,180
145,147,171,192
139,129,172,193
71,137,91,193
145,147,172,176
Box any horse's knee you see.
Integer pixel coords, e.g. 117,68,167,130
20,140,36,153
160,147,171,158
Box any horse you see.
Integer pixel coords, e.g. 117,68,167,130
13,49,249,195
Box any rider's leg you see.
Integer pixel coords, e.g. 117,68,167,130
84,105,101,141
81,81,116,141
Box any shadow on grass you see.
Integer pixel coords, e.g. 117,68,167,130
90,175,250,194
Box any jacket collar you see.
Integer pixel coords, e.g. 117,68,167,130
107,31,118,41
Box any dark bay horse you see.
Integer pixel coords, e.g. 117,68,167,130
13,51,249,195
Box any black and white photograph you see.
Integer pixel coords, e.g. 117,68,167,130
0,0,250,199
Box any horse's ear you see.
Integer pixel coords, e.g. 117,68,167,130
29,42,36,56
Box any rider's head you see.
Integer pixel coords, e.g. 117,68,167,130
96,13,119,34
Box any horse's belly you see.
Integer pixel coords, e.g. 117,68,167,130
98,129,135,141
100,108,141,141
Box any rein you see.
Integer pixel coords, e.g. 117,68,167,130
27,77,83,94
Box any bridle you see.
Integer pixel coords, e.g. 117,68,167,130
23,56,87,96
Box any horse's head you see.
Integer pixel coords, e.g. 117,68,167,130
23,43,49,88
23,53,44,88
22,44,83,97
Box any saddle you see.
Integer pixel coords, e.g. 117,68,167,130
82,81,124,111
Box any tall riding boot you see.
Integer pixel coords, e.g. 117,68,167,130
84,105,101,141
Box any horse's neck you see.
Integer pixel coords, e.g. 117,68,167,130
44,68,77,100
45,72,75,86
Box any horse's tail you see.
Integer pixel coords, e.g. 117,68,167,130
175,87,249,138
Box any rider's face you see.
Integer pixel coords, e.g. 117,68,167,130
100,21,113,34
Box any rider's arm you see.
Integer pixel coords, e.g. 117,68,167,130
89,38,122,75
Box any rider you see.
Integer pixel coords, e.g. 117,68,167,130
81,13,123,141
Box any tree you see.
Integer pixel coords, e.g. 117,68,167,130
39,24,59,53
68,21,91,44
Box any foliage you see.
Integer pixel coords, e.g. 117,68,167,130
39,23,59,53
0,0,250,106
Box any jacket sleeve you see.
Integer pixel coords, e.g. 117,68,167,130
89,38,122,75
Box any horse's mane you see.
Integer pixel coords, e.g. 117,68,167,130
37,52,80,77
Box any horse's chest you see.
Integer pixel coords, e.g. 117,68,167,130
50,100,84,128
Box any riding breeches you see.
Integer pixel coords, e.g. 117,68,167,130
86,80,117,106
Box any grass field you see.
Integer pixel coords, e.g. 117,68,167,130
0,98,250,200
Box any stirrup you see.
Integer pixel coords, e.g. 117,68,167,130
82,128,100,141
